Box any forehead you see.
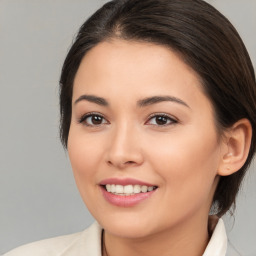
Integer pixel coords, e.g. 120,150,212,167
75,39,199,82
73,39,211,110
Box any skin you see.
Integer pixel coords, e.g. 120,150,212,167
68,39,250,256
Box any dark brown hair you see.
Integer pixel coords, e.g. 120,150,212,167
59,0,256,216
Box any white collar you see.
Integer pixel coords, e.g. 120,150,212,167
203,218,227,256
84,218,227,256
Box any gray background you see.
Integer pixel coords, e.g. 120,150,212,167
0,0,255,255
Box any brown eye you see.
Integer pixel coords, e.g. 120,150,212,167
155,116,169,125
91,115,103,125
147,114,177,126
79,114,108,126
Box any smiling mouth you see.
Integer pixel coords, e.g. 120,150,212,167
102,184,158,196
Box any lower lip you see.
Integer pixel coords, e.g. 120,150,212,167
100,186,157,207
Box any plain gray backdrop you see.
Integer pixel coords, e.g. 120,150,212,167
0,0,255,255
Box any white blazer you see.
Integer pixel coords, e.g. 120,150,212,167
3,219,241,256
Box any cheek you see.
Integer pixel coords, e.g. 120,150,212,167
67,127,103,186
147,127,220,207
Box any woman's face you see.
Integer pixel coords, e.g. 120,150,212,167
68,39,225,238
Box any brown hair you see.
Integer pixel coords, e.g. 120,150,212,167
59,0,256,216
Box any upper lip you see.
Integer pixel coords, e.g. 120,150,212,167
99,178,156,187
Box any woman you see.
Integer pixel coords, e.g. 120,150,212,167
4,0,255,255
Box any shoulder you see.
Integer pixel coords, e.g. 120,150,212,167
3,232,82,256
3,222,102,256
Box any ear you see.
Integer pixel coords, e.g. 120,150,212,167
218,118,252,176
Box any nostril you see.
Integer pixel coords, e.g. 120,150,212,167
126,161,135,164
107,160,136,168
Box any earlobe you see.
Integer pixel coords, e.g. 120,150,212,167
218,118,252,176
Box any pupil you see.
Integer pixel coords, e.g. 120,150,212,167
156,116,167,125
92,115,102,125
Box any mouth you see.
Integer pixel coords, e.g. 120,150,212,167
99,178,158,207
101,184,158,196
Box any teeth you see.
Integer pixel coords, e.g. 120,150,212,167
110,184,116,193
147,186,154,192
104,184,156,195
106,184,111,192
141,185,147,193
133,185,141,194
115,185,124,194
123,185,133,194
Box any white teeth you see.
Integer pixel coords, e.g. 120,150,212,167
106,184,111,192
141,185,147,193
133,185,141,194
148,186,154,192
110,184,116,193
104,184,156,195
115,185,124,193
123,185,133,194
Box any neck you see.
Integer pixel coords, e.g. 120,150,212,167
103,214,210,256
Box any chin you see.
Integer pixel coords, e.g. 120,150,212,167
95,213,161,239
104,222,153,238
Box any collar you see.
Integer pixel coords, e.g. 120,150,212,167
203,218,227,256
82,218,227,256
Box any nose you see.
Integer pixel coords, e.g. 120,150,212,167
105,123,144,169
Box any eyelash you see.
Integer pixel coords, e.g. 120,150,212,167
78,112,108,127
78,112,178,127
146,113,178,126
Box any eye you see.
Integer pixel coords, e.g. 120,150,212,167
79,113,108,126
146,114,177,126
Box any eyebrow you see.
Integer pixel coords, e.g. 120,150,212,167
74,95,108,106
74,94,190,108
137,96,190,108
